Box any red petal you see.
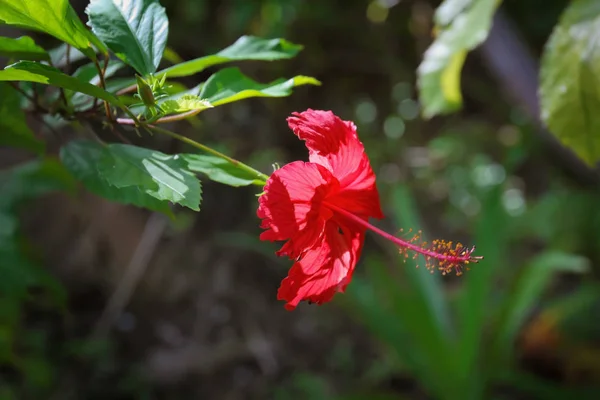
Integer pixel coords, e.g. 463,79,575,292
287,109,383,219
277,220,364,310
257,161,338,259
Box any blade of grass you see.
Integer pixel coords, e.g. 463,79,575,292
455,186,508,398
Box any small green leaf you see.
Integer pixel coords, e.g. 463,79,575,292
0,36,49,61
199,67,320,106
161,36,303,78
99,144,202,211
60,140,174,215
417,0,500,118
539,0,600,166
0,83,44,153
0,0,102,58
86,0,168,75
0,61,123,107
160,95,212,114
183,154,264,187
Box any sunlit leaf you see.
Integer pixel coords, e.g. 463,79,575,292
417,0,500,118
0,0,103,58
159,94,212,114
60,140,174,214
183,154,265,187
0,61,123,107
98,143,202,211
86,0,168,75
0,36,49,61
161,36,303,78
199,67,320,106
539,0,600,165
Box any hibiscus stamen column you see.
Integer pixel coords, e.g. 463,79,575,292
324,202,482,275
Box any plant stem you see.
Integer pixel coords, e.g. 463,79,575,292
145,125,269,183
116,108,203,125
93,58,112,121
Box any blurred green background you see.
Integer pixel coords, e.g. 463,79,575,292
2,0,600,399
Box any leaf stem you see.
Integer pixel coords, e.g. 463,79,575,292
116,108,203,125
93,57,112,120
144,124,269,183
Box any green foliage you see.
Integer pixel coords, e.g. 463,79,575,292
98,143,202,211
86,0,169,75
0,158,72,300
417,0,501,118
58,138,203,212
0,61,123,107
4,1,600,398
0,0,104,58
162,35,303,78
0,36,49,61
70,61,125,110
48,43,88,66
0,83,44,153
184,154,265,187
539,0,600,166
200,67,320,106
345,183,593,400
160,94,213,114
491,251,589,365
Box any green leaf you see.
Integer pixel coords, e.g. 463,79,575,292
434,0,472,26
539,0,600,166
72,60,124,85
0,61,123,107
183,154,264,187
454,186,507,398
0,36,49,61
162,46,183,64
200,67,320,106
491,251,589,364
49,43,89,67
60,140,174,215
417,0,500,118
0,158,76,211
99,144,202,211
0,0,101,58
0,83,44,153
86,0,168,75
161,35,303,78
159,94,212,114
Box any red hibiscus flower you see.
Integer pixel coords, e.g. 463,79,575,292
257,109,481,310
